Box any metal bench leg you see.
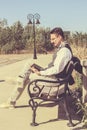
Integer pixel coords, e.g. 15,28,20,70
29,99,39,126
63,96,75,127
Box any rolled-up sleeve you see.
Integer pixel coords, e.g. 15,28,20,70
40,48,72,76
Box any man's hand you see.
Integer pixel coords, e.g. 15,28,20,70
30,66,41,75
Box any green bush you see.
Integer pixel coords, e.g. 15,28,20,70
1,42,14,54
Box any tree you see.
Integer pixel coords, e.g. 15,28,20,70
11,21,25,52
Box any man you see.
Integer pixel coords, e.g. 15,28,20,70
0,27,72,108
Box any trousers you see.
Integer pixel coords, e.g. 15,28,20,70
7,58,59,104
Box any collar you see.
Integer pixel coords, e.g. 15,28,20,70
56,41,68,51
56,41,64,49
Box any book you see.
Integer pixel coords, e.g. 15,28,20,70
31,63,44,71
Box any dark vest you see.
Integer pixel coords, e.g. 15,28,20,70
46,43,82,85
53,43,82,85
53,43,75,85
48,43,73,68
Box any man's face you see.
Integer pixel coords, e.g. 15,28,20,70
50,34,61,47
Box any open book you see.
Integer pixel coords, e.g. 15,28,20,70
31,63,44,71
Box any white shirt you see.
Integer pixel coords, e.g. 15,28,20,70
40,42,72,76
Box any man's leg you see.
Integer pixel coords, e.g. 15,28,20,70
0,70,31,108
7,70,31,105
0,61,33,108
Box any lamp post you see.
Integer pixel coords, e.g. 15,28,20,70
27,13,40,59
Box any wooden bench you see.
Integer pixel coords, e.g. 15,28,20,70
27,60,77,127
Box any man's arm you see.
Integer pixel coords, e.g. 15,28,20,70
40,48,72,76
30,48,72,76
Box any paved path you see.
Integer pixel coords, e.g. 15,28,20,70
0,54,85,130
0,54,31,67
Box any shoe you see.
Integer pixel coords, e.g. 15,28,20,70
0,102,15,109
67,122,75,127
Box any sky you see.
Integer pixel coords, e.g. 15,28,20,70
0,0,87,33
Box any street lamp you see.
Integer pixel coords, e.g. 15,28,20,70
27,13,40,59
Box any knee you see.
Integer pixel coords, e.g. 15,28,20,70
17,77,24,85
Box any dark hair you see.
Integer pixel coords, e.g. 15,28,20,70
50,27,64,39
